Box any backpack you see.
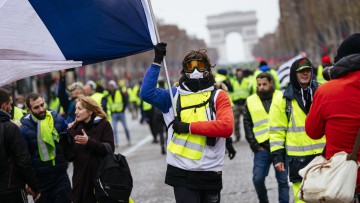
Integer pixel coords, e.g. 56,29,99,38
94,143,133,203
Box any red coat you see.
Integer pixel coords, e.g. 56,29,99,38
305,70,360,192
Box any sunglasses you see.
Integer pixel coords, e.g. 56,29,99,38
183,60,208,73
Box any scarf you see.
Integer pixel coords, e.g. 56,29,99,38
179,75,215,92
34,111,59,165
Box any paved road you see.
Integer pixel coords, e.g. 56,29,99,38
30,111,294,203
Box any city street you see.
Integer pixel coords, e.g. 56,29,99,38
29,112,294,203
114,112,294,203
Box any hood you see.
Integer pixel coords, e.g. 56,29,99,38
259,65,271,72
325,53,360,80
289,57,314,90
0,110,11,122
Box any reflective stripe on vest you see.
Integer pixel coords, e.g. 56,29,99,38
247,91,281,143
284,100,325,156
167,91,213,160
107,90,123,112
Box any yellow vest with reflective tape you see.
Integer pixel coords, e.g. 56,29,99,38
231,77,251,101
269,94,326,156
247,90,281,144
167,91,212,160
107,90,123,112
128,85,139,102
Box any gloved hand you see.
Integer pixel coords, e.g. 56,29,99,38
153,42,167,64
172,116,190,134
226,138,236,160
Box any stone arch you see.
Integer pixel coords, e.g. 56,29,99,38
206,11,258,63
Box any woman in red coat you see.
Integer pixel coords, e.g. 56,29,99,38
67,95,115,203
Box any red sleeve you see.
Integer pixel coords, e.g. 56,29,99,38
305,89,325,139
190,90,234,138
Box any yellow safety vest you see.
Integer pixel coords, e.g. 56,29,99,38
107,90,124,112
90,92,104,107
128,86,139,103
142,101,152,111
269,92,325,156
167,91,212,160
231,77,251,101
316,65,327,84
13,106,25,121
247,90,282,144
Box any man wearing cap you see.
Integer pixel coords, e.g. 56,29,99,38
269,58,325,203
141,43,234,203
305,33,360,199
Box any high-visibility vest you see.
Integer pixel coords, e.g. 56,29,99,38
128,85,139,103
90,92,104,107
13,106,25,121
107,90,124,112
269,92,325,156
231,77,251,101
142,101,152,111
167,91,212,160
316,65,327,84
247,90,282,144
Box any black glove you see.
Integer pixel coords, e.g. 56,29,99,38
226,138,236,160
153,42,167,64
172,117,190,134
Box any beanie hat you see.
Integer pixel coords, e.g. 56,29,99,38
259,60,267,67
296,58,311,72
321,55,331,64
217,68,228,76
334,33,360,63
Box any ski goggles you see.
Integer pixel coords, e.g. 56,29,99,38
183,60,208,73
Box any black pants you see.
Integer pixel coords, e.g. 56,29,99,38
0,190,28,203
173,187,221,203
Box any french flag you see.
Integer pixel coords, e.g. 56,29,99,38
0,0,157,86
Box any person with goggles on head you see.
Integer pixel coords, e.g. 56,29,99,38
140,43,234,203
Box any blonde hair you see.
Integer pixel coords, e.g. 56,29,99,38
75,95,107,119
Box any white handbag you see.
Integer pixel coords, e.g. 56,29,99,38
298,128,360,203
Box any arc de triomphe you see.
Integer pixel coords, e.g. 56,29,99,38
206,11,258,63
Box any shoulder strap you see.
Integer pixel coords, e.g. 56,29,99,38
285,98,292,121
177,91,215,120
346,128,360,161
208,90,217,120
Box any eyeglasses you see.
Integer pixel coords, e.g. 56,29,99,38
183,60,208,73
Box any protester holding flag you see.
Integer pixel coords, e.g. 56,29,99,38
141,43,234,203
20,93,71,203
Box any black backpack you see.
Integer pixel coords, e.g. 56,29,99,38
94,143,133,203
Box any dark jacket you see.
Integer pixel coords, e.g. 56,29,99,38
67,117,114,203
0,111,40,195
58,75,76,123
19,111,69,190
244,96,272,153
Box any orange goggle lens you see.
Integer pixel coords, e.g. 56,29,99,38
183,60,207,72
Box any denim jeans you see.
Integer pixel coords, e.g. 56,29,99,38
111,112,131,144
253,149,289,203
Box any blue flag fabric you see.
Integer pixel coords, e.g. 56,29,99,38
0,0,157,85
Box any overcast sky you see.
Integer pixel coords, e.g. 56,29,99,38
150,0,280,63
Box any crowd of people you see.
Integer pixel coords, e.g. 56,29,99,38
0,33,360,203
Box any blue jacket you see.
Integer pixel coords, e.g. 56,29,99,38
20,111,69,189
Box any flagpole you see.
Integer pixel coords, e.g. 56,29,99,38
147,0,177,116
